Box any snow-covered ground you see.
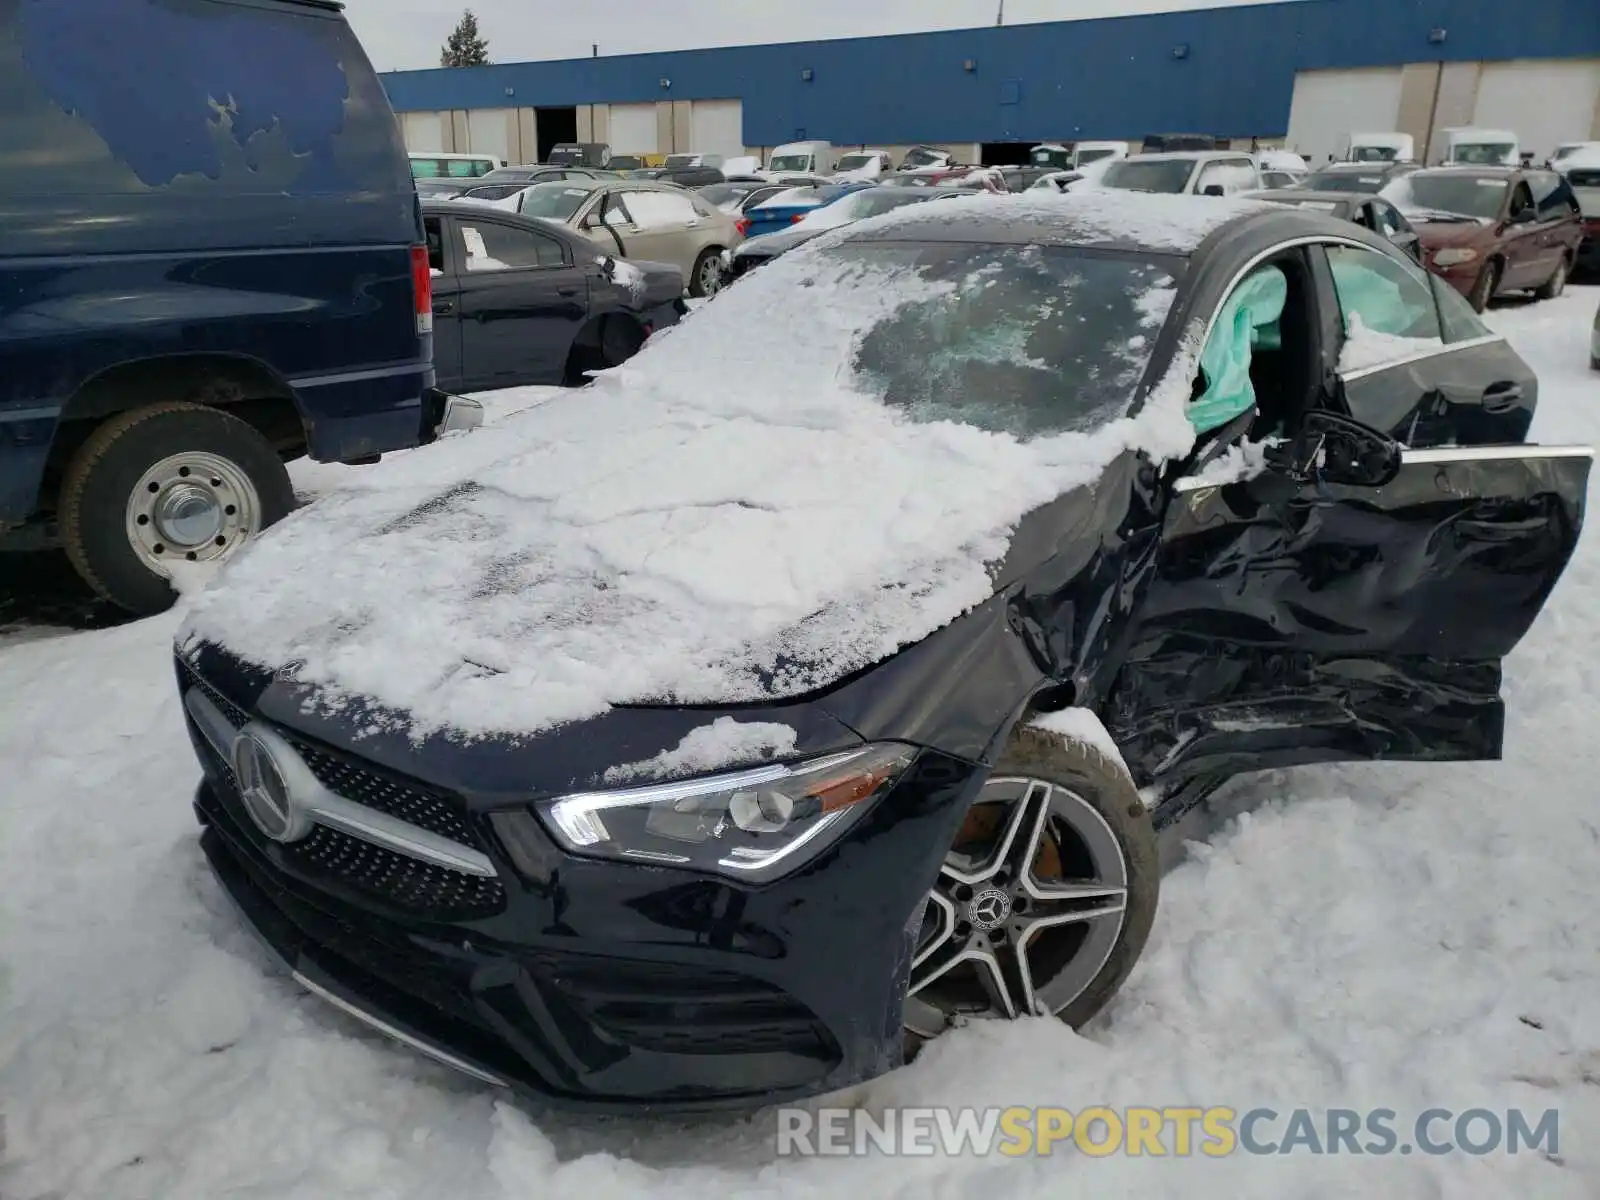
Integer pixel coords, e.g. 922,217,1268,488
3,290,1598,1199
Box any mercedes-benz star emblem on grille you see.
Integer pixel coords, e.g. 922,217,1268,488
231,730,309,843
966,887,1012,931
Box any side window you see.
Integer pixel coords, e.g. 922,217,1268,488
411,159,443,179
688,194,717,219
1535,174,1579,220
458,221,566,272
1508,181,1535,218
1430,273,1494,343
1373,200,1407,237
601,192,635,225
1191,264,1288,434
424,216,446,274
447,159,480,178
1195,159,1255,195
1324,245,1442,370
625,191,691,228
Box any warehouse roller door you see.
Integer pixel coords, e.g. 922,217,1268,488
466,108,510,160
609,103,658,156
1473,60,1600,161
401,111,445,152
1286,68,1404,166
689,99,744,158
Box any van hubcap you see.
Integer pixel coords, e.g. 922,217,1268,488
125,451,261,576
904,776,1128,1039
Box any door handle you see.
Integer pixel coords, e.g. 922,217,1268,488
432,300,455,315
1482,382,1524,414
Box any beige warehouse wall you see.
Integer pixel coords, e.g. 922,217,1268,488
1427,62,1482,160
1395,63,1441,159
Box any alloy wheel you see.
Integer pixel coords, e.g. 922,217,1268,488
904,775,1128,1038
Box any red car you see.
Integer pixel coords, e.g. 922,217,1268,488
1385,166,1583,311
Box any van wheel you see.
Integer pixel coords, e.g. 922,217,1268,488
59,403,294,616
902,723,1158,1046
1469,260,1501,313
1534,255,1569,301
689,248,724,298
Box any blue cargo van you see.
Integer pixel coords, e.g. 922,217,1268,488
0,0,476,614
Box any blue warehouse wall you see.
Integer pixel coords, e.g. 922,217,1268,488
380,0,1600,145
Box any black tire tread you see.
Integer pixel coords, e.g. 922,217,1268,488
58,401,292,614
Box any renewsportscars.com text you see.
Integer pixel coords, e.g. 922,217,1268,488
775,1105,1561,1158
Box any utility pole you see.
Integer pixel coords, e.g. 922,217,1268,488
995,0,1004,25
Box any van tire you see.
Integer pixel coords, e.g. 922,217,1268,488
1469,259,1501,313
1533,254,1569,301
59,403,294,616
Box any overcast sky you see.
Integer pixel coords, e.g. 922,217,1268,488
344,0,1286,72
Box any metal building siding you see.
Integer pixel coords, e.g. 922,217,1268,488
380,0,1600,145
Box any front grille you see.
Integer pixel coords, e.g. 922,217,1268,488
181,658,505,922
283,825,505,921
532,952,837,1059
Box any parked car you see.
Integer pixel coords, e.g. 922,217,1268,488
1382,166,1584,310
898,145,956,172
663,152,723,170
767,140,835,175
725,186,959,279
1099,152,1262,196
546,142,611,168
1261,169,1305,189
1140,133,1224,152
998,166,1059,192
414,177,481,199
742,183,873,239
655,166,726,188
1561,153,1600,276
1435,128,1519,167
1249,189,1422,261
0,0,476,615
454,166,615,203
833,150,895,181
697,181,789,215
420,203,683,391
409,151,503,180
1302,161,1419,194
505,179,741,296
177,192,1586,1114
934,166,1009,194
1346,132,1415,163
607,154,645,171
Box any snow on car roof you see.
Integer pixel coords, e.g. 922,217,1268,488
180,218,1205,739
844,189,1277,254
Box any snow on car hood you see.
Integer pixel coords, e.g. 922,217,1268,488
180,195,1205,738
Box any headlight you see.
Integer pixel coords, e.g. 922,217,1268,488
1432,248,1479,266
505,743,915,883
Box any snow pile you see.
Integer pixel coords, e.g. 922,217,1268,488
602,717,798,783
1337,313,1444,374
1186,438,1276,488
865,188,1276,252
180,215,1206,738
1030,707,1130,775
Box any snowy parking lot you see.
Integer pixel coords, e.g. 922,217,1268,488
2,289,1599,1199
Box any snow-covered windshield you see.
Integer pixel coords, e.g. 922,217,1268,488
514,182,597,220
836,154,877,170
1384,174,1507,220
181,207,1194,737
768,154,812,172
1100,158,1199,194
794,189,933,230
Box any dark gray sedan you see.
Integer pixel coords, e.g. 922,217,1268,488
1249,188,1423,261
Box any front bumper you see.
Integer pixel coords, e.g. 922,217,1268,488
183,667,978,1112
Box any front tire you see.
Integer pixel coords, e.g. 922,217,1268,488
688,248,724,298
903,722,1159,1044
1534,254,1570,301
1469,259,1501,313
59,402,294,616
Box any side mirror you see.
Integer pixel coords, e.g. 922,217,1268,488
1202,184,1226,197
1271,409,1402,488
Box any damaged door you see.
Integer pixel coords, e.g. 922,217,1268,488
1103,442,1591,800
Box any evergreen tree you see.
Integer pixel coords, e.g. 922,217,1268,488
440,10,489,67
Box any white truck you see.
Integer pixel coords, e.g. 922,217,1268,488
767,140,834,175
1346,132,1415,163
1434,128,1519,166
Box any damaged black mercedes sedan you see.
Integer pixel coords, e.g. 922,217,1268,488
174,192,1589,1114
